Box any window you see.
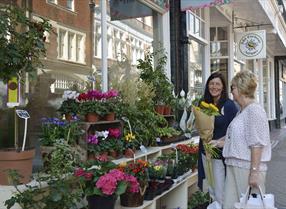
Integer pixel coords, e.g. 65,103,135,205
58,27,85,63
68,32,75,60
186,9,206,38
59,29,66,58
47,0,57,4
66,0,74,11
188,40,204,100
210,27,228,57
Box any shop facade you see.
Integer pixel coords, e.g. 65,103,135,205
171,0,286,129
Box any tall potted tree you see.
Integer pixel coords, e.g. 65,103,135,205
0,5,51,185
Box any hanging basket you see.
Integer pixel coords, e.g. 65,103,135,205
87,195,116,209
120,185,147,207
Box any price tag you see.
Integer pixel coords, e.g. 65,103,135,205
140,145,147,153
16,110,30,119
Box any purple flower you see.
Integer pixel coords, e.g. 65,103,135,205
87,134,98,144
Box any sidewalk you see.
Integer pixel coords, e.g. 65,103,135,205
266,125,286,209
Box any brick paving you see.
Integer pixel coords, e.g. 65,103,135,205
266,125,286,209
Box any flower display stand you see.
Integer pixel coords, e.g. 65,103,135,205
112,136,200,209
78,120,123,160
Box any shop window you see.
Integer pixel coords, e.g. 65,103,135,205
210,27,228,58
211,58,228,86
186,9,206,38
188,40,204,99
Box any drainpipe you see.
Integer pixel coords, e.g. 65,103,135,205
274,56,281,129
101,0,108,92
89,1,95,74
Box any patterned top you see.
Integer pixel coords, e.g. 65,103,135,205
223,102,271,171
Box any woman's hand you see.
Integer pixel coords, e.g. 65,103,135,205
249,171,260,188
208,138,225,148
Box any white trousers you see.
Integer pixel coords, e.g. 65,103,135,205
202,154,225,206
223,165,266,209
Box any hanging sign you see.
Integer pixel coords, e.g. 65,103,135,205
181,0,231,11
236,30,266,60
7,77,20,108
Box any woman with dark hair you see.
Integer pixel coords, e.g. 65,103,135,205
197,72,238,207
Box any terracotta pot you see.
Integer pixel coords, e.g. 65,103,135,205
0,148,35,185
64,113,73,121
109,150,118,159
85,113,99,122
103,112,115,121
87,195,116,209
155,105,164,115
124,148,135,158
163,106,171,115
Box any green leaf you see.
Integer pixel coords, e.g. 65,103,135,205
115,181,127,196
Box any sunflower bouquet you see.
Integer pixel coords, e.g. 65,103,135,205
192,101,220,188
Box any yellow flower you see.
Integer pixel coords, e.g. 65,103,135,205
209,103,219,112
194,106,201,111
200,101,210,108
119,162,127,168
125,133,135,142
154,165,162,171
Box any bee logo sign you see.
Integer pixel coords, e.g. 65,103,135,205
236,30,266,60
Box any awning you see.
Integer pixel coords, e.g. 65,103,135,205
181,0,231,11
110,0,168,21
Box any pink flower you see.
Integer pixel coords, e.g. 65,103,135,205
95,154,108,162
124,174,139,193
74,168,85,177
96,174,117,195
108,128,121,138
84,172,93,181
108,169,125,181
106,89,119,99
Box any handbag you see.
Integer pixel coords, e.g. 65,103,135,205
234,186,276,209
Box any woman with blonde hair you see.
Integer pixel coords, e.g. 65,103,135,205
222,70,271,208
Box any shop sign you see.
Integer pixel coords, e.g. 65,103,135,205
181,0,231,11
236,30,266,60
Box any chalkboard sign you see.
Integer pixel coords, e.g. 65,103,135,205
16,110,30,119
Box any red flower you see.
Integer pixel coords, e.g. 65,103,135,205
84,172,93,180
74,168,85,177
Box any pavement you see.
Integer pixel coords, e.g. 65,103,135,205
266,125,286,209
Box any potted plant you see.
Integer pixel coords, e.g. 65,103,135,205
188,191,211,209
40,117,81,168
5,141,81,209
0,5,51,185
58,90,79,121
86,128,123,159
77,89,119,122
137,48,174,115
118,159,149,207
74,159,140,209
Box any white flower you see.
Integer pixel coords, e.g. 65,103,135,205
96,130,109,139
180,89,185,97
88,165,101,170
